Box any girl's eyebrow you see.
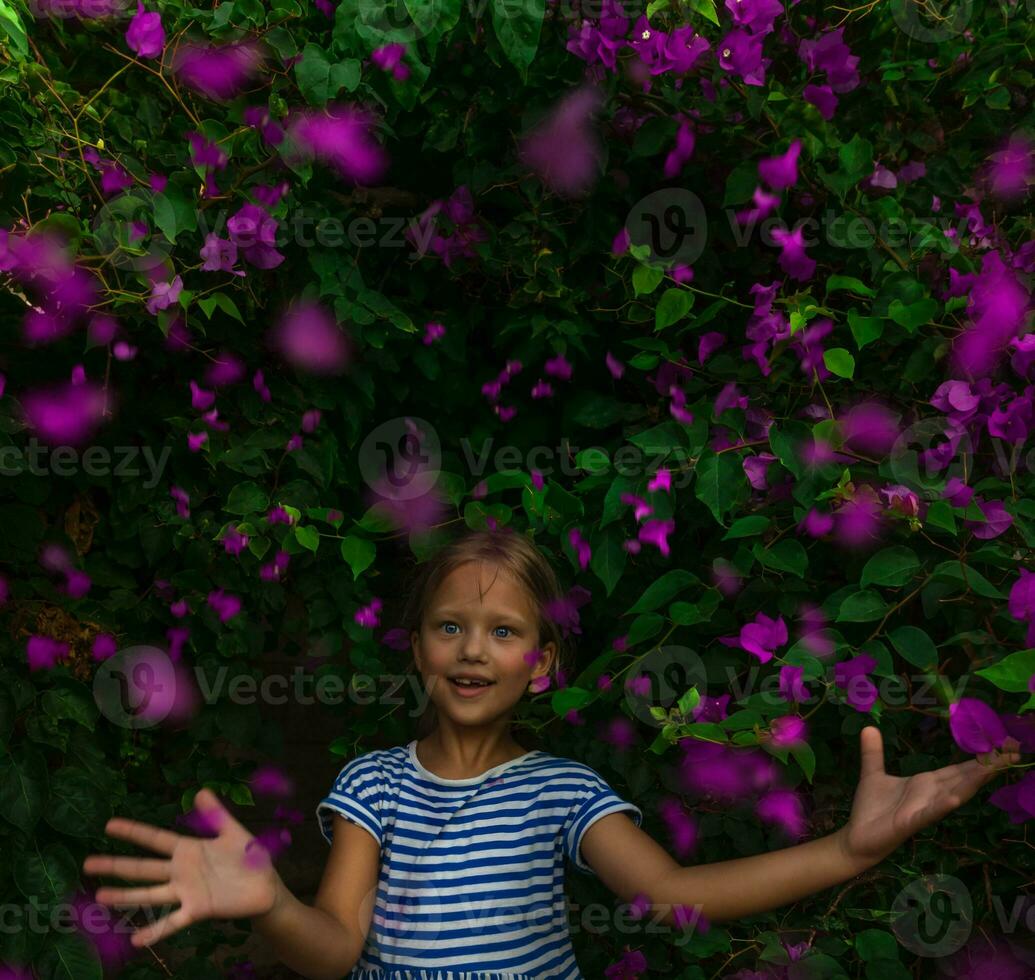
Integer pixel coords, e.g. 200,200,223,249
433,607,529,626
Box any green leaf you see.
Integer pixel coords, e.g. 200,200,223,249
888,297,938,332
848,309,884,349
860,546,921,588
694,451,743,526
590,524,627,598
295,43,359,105
198,291,244,324
14,842,79,904
931,560,1005,599
722,516,770,540
341,535,376,580
36,932,102,980
677,686,701,717
888,626,939,670
836,590,889,622
753,539,808,578
0,744,48,832
975,648,1035,693
839,134,873,176
153,186,197,243
45,768,112,837
855,929,899,962
655,287,693,330
790,739,816,783
294,524,320,553
823,348,855,379
0,0,29,59
42,682,99,731
687,0,719,25
491,0,546,75
633,263,664,296
628,569,699,614
627,612,665,645
551,686,593,716
826,275,875,298
226,481,269,515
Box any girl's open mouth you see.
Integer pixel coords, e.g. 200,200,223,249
448,677,495,698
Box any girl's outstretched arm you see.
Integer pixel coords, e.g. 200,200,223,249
580,726,1021,928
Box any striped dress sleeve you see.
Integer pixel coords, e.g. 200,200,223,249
316,752,385,849
563,763,644,875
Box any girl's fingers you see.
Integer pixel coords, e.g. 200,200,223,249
95,884,177,908
82,855,171,882
129,906,194,949
102,818,180,857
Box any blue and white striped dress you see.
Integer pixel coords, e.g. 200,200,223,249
315,739,643,980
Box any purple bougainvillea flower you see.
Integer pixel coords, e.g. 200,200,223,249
725,0,784,35
354,597,383,628
27,635,69,671
798,26,860,92
23,380,108,445
268,300,351,375
803,82,838,119
758,139,801,190
568,527,591,570
778,665,810,703
286,104,388,185
661,24,710,75
370,43,410,81
146,274,182,315
989,772,1035,823
423,321,445,345
964,497,1014,540
172,39,265,101
735,185,781,226
739,611,787,664
628,15,668,73
658,797,697,858
770,715,807,748
200,233,245,276
207,588,242,623
761,786,807,840
226,203,284,269
697,331,725,365
126,1,164,59
663,116,695,178
949,698,1009,753
638,517,675,556
250,765,294,798
951,250,1029,380
519,86,604,198
986,132,1033,200
770,225,815,281
92,633,117,661
717,28,769,86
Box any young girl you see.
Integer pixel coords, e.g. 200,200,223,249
83,527,1020,980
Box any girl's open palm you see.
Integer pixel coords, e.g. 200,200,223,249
841,725,1022,867
82,788,279,949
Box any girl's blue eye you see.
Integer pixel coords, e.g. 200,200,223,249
439,621,513,638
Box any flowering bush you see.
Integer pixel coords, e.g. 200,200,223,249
0,0,1034,976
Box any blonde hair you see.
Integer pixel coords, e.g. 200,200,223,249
398,526,575,741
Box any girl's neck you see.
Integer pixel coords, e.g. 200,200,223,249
416,729,531,780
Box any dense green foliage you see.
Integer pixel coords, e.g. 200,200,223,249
1,0,1034,976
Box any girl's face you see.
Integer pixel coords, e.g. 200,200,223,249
411,560,556,724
